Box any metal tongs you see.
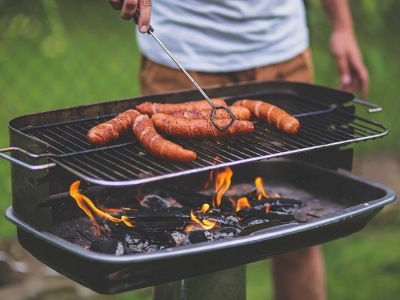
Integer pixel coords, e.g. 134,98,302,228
120,1,236,131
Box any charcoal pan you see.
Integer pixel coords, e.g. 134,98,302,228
5,159,396,294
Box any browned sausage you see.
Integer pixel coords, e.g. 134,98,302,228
136,99,228,115
151,113,254,139
233,99,300,134
87,109,141,146
132,114,197,163
170,106,251,120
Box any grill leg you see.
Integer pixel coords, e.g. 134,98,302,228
153,265,246,300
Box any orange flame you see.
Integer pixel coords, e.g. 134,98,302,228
265,203,271,214
204,156,222,190
190,203,217,230
70,181,134,236
213,167,233,208
236,197,251,212
255,177,271,199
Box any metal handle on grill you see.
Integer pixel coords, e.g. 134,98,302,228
0,147,56,170
119,1,237,131
352,98,382,113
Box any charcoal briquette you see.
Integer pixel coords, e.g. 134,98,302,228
214,227,241,240
169,231,189,246
187,230,214,244
123,232,150,254
140,194,171,210
89,238,124,255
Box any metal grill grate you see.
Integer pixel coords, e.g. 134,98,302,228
19,91,387,186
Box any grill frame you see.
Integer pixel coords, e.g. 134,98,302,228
5,159,396,294
2,81,396,294
5,81,388,187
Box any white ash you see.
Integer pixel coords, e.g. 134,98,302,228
224,215,240,226
169,231,189,246
140,194,171,210
187,230,214,244
147,245,161,252
123,232,150,254
214,227,241,240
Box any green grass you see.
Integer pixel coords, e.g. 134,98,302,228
0,1,399,299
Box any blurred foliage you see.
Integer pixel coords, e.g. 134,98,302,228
0,0,141,237
308,0,400,156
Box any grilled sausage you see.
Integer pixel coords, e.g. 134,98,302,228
233,99,300,134
151,113,254,139
170,106,251,120
136,99,228,115
132,114,197,163
87,109,141,146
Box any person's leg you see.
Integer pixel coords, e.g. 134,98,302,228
255,48,326,300
272,246,326,300
255,48,314,83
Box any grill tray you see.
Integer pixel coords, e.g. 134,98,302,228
5,81,387,186
6,159,396,294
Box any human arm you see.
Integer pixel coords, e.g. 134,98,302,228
321,0,369,99
108,0,152,33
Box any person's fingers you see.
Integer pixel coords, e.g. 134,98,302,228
335,54,352,91
120,0,138,20
109,0,122,10
346,54,369,98
138,0,152,33
353,62,369,99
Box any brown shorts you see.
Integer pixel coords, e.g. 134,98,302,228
140,48,314,96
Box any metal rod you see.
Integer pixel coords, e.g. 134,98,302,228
148,31,212,104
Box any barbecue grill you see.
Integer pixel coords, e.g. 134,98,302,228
1,81,396,295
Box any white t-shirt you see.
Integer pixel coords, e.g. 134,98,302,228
136,0,309,72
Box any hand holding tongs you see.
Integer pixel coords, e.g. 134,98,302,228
119,0,236,131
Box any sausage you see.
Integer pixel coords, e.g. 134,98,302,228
132,114,197,163
170,106,251,120
233,99,300,134
151,113,254,139
87,109,141,146
136,99,228,115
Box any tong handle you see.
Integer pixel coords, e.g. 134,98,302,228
352,98,382,113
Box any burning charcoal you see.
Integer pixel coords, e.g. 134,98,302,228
241,217,273,227
267,211,297,222
239,219,285,235
214,227,241,240
164,188,212,208
89,238,124,256
236,207,297,222
225,215,240,226
169,231,189,246
244,198,303,211
146,231,176,249
147,245,161,252
126,207,191,222
140,194,171,210
187,230,214,244
123,232,150,254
